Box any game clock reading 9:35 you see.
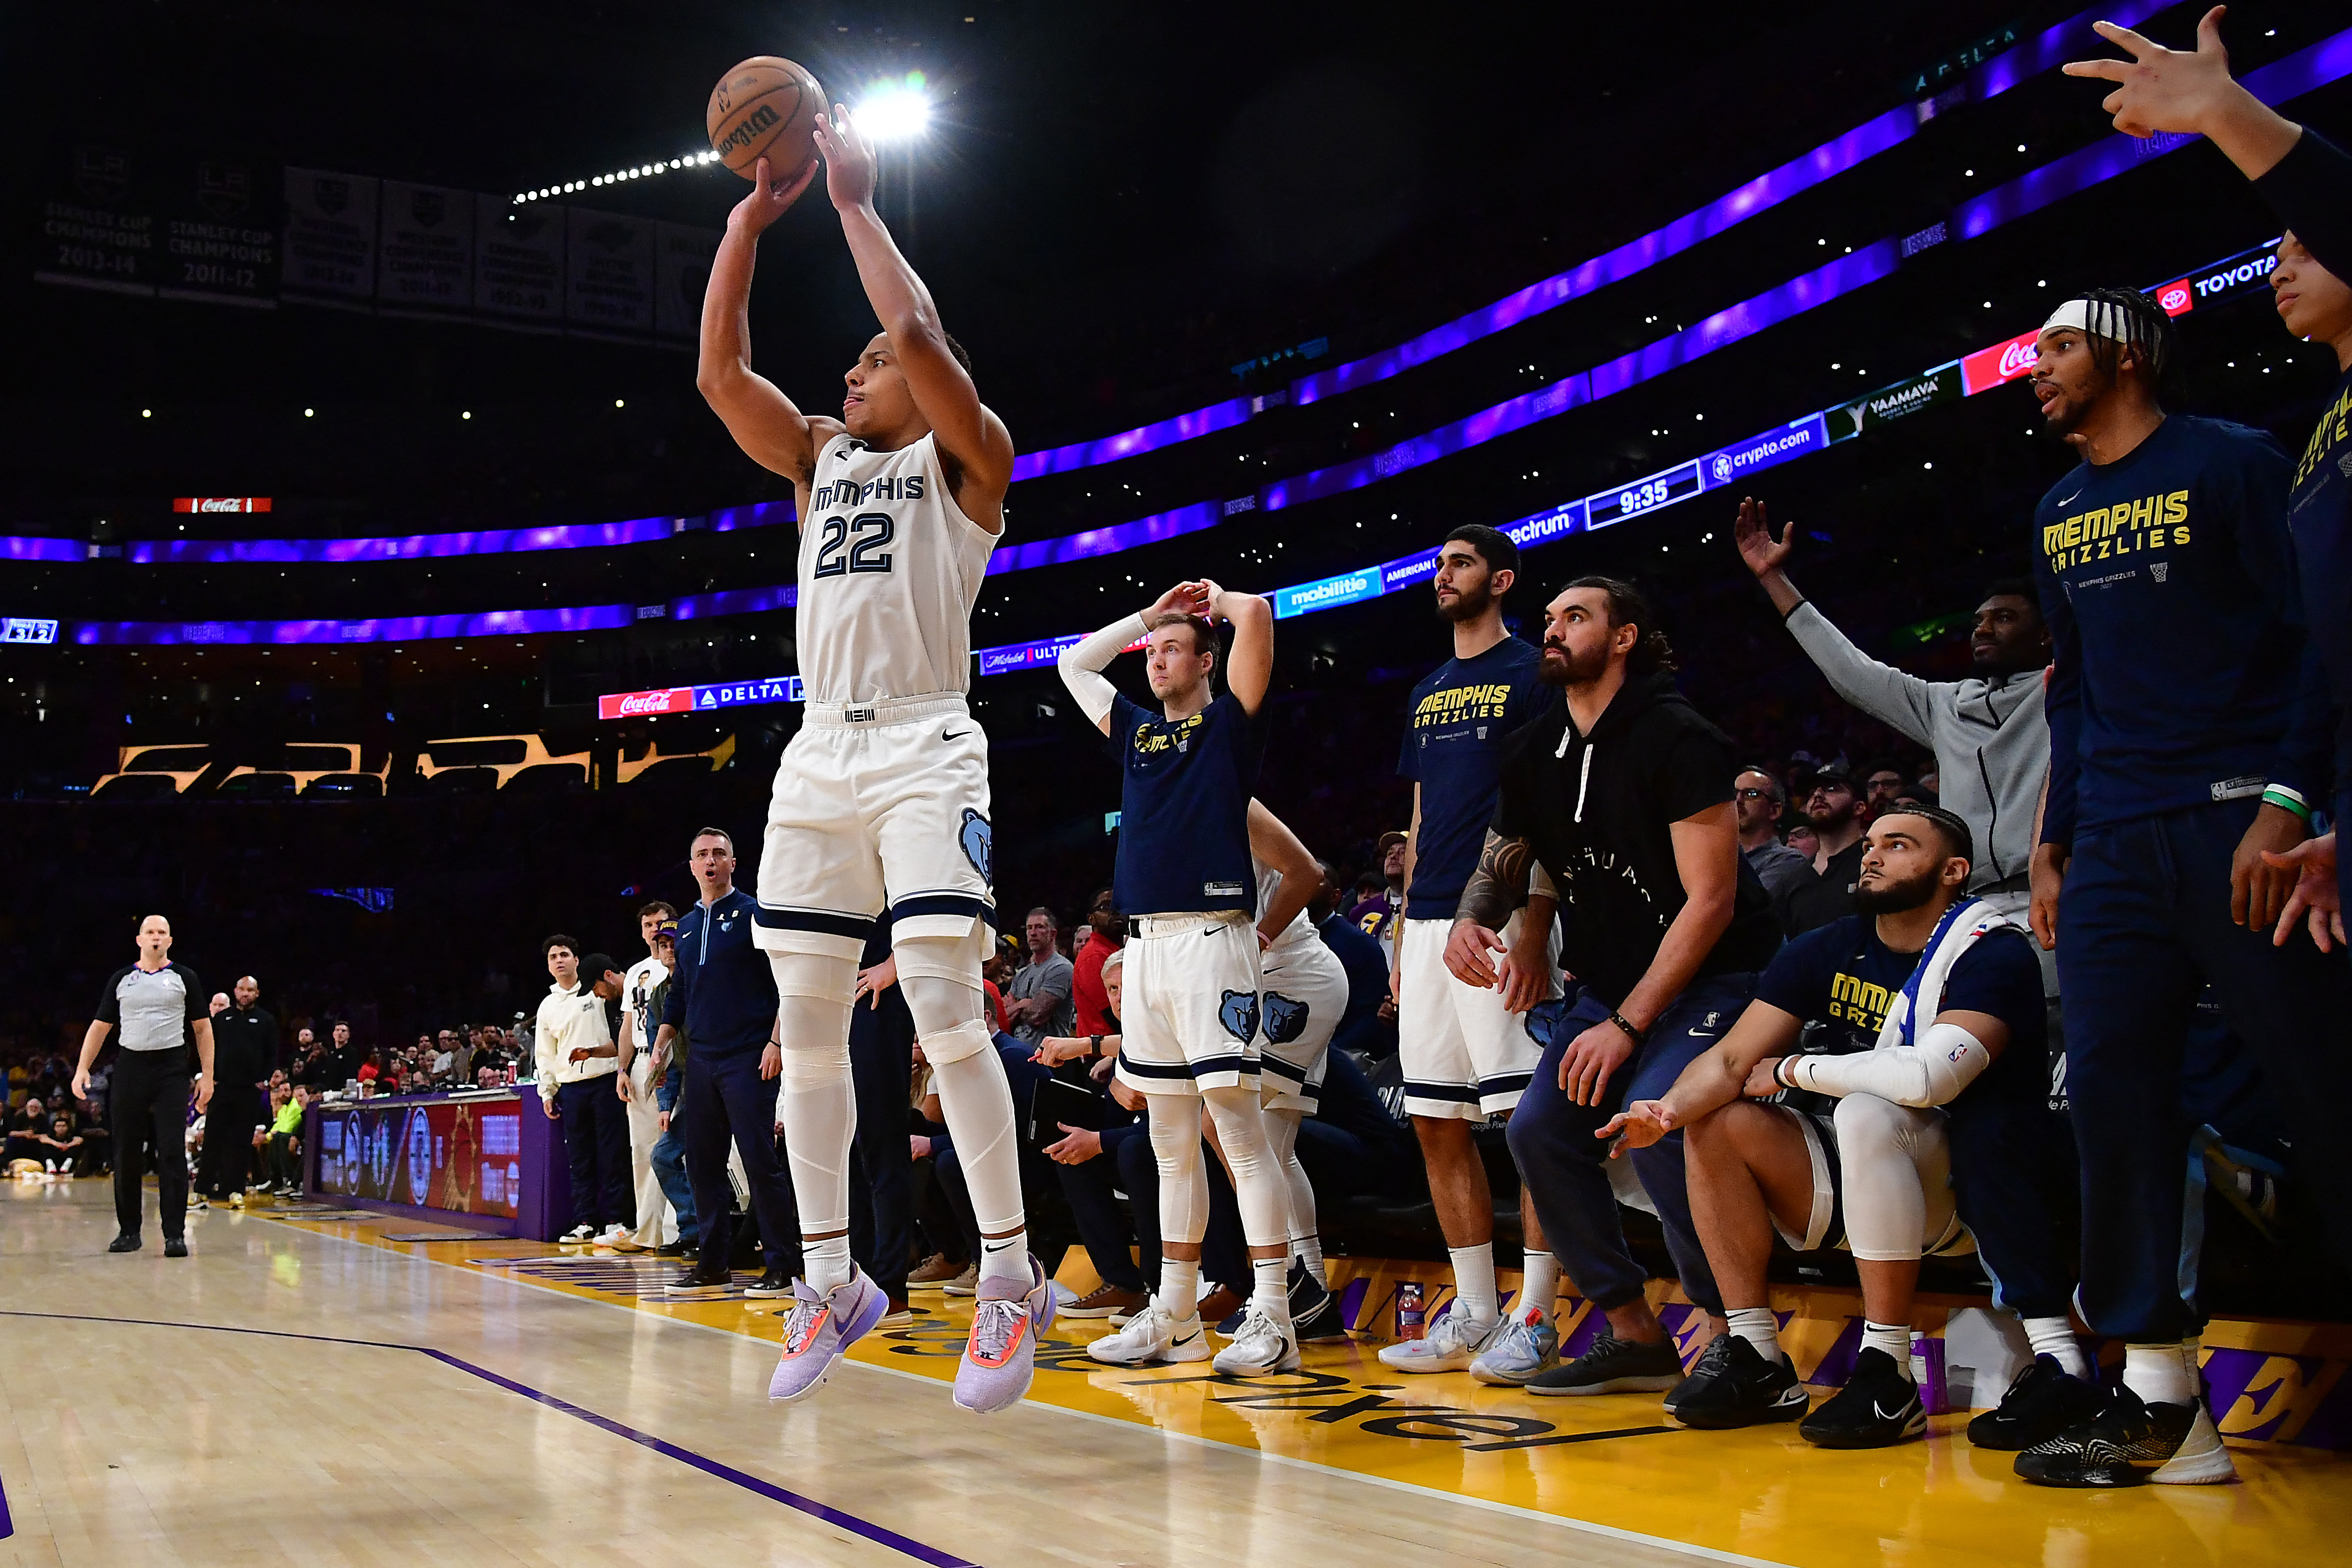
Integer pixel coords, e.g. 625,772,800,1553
1587,461,1703,530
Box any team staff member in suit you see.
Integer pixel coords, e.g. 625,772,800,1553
657,828,802,1298
2021,286,2352,1488
198,975,276,1205
1447,577,1781,1398
73,915,215,1256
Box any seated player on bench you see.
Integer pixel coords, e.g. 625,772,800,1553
1601,803,2050,1449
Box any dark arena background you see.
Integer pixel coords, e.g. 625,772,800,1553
2,4,2349,1565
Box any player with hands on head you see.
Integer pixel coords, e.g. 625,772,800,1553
696,96,1039,1413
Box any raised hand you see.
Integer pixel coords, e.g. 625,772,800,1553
729,154,821,237
812,105,878,211
1733,496,1795,581
1145,581,1212,623
2062,8,2236,140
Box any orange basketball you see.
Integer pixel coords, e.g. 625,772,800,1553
707,56,825,181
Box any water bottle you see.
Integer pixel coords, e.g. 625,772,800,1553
1396,1281,1425,1342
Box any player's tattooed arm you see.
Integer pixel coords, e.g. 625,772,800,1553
1456,830,1535,931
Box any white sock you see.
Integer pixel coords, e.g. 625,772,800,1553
1728,1306,1780,1360
977,1226,1030,1287
1518,1251,1561,1320
1864,1320,1916,1379
1251,1256,1292,1325
2122,1339,2199,1407
803,1233,852,1294
1449,1243,1498,1323
2023,1315,2091,1379
1160,1257,1200,1318
1292,1234,1325,1283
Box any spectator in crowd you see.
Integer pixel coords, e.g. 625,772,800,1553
1860,763,1909,821
323,1021,358,1089
1735,497,2053,959
4,1095,48,1164
1735,768,1811,899
356,1049,384,1091
535,935,629,1248
1069,887,1122,1037
1310,863,1394,1061
32,1111,89,1175
265,1083,308,1194
981,940,1014,1034
1349,831,1406,969
1776,762,1867,936
1034,948,1149,1317
1004,907,1075,1046
1786,823,1820,862
614,902,682,1255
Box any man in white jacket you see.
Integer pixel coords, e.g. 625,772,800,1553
1733,498,2051,970
535,935,628,1246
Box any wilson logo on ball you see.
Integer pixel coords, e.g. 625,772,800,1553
714,103,781,156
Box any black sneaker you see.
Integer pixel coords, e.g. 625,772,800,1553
164,1238,189,1258
1799,1347,1927,1448
1667,1333,1810,1428
1524,1331,1683,1397
2014,1382,2236,1488
666,1259,733,1295
744,1264,794,1298
1288,1260,1349,1341
1967,1355,2104,1450
108,1233,142,1253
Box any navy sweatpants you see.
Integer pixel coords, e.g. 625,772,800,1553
845,999,915,1301
1946,1093,2077,1321
2058,799,2352,1342
1507,973,1757,1317
679,1048,800,1274
555,1075,632,1231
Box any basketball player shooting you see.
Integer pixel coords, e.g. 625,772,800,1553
696,106,1047,1416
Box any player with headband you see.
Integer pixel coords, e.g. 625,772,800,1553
2016,277,2352,1486
1602,806,2054,1448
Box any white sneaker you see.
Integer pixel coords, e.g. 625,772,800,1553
1377,1309,1502,1373
1212,1305,1301,1375
1087,1302,1212,1366
561,1224,596,1243
592,1223,627,1247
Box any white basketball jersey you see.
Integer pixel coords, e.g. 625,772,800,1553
798,431,996,704
1254,857,1318,958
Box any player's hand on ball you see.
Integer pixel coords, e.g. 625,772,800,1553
1444,920,1508,988
730,155,820,235
1597,1099,1673,1154
812,105,878,210
2263,831,2343,952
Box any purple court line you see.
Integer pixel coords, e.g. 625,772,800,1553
0,1310,978,1568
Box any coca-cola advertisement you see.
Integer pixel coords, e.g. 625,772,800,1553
598,685,693,721
1960,328,2039,397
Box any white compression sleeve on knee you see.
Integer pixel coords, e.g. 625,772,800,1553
1262,1106,1317,1252
1056,612,1146,729
1147,1094,1210,1246
1833,1092,1949,1262
1203,1086,1289,1250
1787,1022,1992,1108
898,935,1028,1276
768,953,859,1290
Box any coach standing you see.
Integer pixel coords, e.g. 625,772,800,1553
656,827,800,1295
199,975,276,1204
72,915,214,1256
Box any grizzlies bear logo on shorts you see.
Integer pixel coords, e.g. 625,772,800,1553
1218,990,1260,1043
1260,990,1308,1045
959,807,992,883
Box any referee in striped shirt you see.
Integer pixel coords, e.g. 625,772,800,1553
72,915,215,1256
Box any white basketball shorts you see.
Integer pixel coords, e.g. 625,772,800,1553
1256,935,1349,1114
1397,912,1555,1119
753,694,994,961
1115,913,1262,1097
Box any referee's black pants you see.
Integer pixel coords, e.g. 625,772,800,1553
198,1081,261,1197
113,1049,191,1240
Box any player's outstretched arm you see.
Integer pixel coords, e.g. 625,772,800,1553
814,107,1014,526
1246,801,1324,948
697,156,836,487
2064,8,2300,178
1597,1000,1804,1153
1202,579,1273,715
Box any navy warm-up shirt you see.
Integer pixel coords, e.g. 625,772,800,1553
2035,415,2331,844
1754,913,2045,1106
662,890,779,1057
1396,635,1551,920
1109,690,1263,917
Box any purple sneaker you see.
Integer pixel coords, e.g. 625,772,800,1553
952,1254,1054,1414
767,1267,887,1403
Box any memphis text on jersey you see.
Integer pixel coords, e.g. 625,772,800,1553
1410,681,1517,730
2041,487,2191,572
1830,969,1893,1032
811,474,928,509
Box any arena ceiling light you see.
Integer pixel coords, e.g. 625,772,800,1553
512,151,725,204
856,73,933,142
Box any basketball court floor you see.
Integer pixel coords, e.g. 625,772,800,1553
2,1180,2345,1568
